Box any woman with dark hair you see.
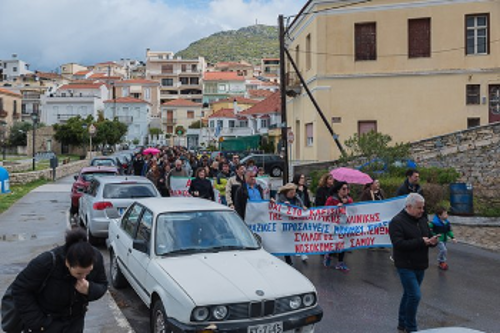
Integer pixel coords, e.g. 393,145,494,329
11,227,107,333
188,167,215,201
292,174,312,208
325,181,353,272
314,173,335,207
359,179,385,202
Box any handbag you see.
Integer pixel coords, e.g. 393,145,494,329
1,251,56,333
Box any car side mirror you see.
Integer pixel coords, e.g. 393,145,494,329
133,239,149,254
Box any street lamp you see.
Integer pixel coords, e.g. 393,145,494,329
31,112,38,171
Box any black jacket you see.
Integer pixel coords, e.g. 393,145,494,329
189,177,215,201
395,179,423,196
234,184,263,219
389,209,433,270
296,185,311,208
314,186,331,207
12,246,108,332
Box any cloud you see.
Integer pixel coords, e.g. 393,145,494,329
0,0,303,71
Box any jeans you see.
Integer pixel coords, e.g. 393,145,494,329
437,241,447,263
397,268,425,332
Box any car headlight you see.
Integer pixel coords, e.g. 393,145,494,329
303,293,316,307
192,307,210,321
212,305,228,320
289,296,302,310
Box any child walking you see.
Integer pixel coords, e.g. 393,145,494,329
429,207,457,270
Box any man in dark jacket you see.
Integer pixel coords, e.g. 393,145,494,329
389,193,439,333
396,169,422,196
234,170,263,219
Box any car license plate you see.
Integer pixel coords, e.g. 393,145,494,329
248,322,283,333
117,207,126,215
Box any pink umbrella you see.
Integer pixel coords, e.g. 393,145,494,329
143,147,160,155
330,167,373,185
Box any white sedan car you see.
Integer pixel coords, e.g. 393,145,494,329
107,197,323,333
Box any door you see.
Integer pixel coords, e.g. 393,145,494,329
488,85,500,123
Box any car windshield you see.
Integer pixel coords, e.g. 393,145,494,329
92,159,115,166
103,183,157,198
155,210,260,255
82,172,116,182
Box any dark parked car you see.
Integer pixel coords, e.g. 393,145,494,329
241,154,284,177
90,156,117,167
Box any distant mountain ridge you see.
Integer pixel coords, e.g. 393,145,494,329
175,25,278,65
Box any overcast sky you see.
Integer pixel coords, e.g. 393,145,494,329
0,0,304,71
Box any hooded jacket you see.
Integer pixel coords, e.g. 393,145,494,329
429,214,455,242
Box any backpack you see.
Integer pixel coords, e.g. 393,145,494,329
1,251,56,333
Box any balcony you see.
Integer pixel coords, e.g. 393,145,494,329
163,118,177,124
205,127,253,137
117,116,133,124
285,72,301,97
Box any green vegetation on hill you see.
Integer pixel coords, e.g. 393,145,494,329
175,25,278,65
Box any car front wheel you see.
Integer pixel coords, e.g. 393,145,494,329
152,300,172,333
110,250,128,289
271,166,283,177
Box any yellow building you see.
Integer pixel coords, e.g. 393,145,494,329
0,87,22,128
286,0,500,162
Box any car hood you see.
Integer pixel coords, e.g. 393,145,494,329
157,250,315,305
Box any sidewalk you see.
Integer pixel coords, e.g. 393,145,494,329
0,176,134,333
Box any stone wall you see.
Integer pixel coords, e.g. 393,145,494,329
410,122,500,203
9,160,88,185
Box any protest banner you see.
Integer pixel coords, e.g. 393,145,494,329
245,197,406,255
169,176,270,203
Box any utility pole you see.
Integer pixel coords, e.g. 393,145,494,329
279,15,289,185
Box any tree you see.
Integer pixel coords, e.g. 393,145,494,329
189,120,206,129
149,127,163,136
340,131,410,167
8,122,33,146
175,125,186,136
53,116,91,147
93,119,128,146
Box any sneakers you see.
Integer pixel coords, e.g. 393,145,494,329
438,262,449,270
335,262,350,272
323,254,331,268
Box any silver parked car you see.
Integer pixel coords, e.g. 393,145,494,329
78,176,161,244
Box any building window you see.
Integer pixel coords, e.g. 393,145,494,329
408,18,431,58
161,64,173,73
305,123,313,146
161,78,173,86
13,100,17,114
180,77,189,85
218,84,227,92
260,119,268,128
13,67,17,72
167,125,173,133
0,98,3,112
122,87,129,97
490,85,500,114
216,120,223,128
187,110,194,119
240,120,248,127
181,64,187,72
466,14,489,55
210,120,214,128
22,103,26,113
467,118,480,128
190,77,199,85
229,120,235,128
466,84,481,105
306,34,311,70
144,88,150,100
358,121,377,135
355,22,377,61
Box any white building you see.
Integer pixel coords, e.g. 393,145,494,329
41,83,109,125
0,54,33,81
103,97,151,145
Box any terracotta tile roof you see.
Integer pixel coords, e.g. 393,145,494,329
0,87,22,97
90,73,108,78
35,72,63,80
119,79,159,85
248,89,274,99
104,97,150,104
240,91,281,115
162,99,202,107
59,83,105,90
203,72,245,81
74,70,90,76
208,108,237,119
211,96,260,105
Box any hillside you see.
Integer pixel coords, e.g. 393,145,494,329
175,25,278,65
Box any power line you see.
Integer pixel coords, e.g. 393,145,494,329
286,38,500,60
285,0,373,21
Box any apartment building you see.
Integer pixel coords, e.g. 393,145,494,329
112,79,160,116
161,99,203,135
41,83,109,125
0,87,22,128
0,55,33,81
60,63,88,77
286,0,500,161
145,50,206,105
261,58,280,82
203,72,246,104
